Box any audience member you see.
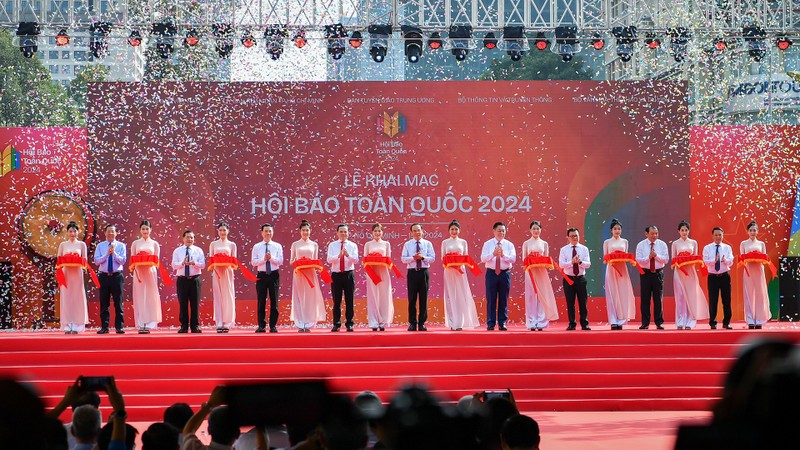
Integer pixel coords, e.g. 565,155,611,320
500,415,540,450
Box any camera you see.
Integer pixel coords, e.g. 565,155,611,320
78,376,113,391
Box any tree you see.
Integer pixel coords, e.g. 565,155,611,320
69,64,110,115
0,29,80,127
143,43,223,82
480,49,594,80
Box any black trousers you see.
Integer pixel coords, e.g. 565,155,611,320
331,270,355,327
256,271,280,329
563,275,588,327
98,272,124,330
485,269,511,327
640,270,664,327
708,272,732,327
407,268,429,326
176,275,201,329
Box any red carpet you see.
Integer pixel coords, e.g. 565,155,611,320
1,324,797,422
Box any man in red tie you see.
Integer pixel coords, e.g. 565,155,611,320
481,222,517,331
558,228,592,330
636,226,669,329
326,224,359,332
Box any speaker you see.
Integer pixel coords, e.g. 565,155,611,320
0,261,11,328
779,256,800,322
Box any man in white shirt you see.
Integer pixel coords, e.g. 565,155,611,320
635,226,669,330
558,228,592,330
703,226,734,329
401,223,436,331
93,224,126,334
251,223,284,333
326,224,360,332
171,230,206,333
480,222,517,331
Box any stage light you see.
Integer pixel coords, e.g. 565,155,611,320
368,24,392,63
591,34,605,50
264,25,287,60
16,22,39,58
213,23,234,58
554,26,580,62
714,38,727,52
483,32,497,50
152,22,177,59
502,26,527,61
534,32,548,51
349,31,363,48
645,33,661,49
241,29,256,48
89,22,112,58
325,24,347,60
402,25,423,63
428,32,442,50
127,30,142,47
55,29,69,46
293,29,306,48
449,25,473,61
776,35,793,51
183,28,199,47
612,26,637,62
743,25,767,62
667,27,689,62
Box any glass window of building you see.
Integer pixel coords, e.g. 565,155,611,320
62,51,70,59
75,51,87,61
49,51,59,59
75,65,84,74
62,66,71,75
49,65,58,74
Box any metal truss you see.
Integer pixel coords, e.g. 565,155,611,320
2,0,800,33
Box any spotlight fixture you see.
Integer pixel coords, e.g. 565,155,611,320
55,29,69,46
349,31,363,48
533,32,548,51
264,25,287,60
449,25,473,61
428,32,443,50
667,27,689,62
128,30,142,47
743,25,767,62
293,29,306,48
183,28,199,47
591,34,605,50
325,23,347,60
151,22,177,59
554,26,580,62
402,25,423,63
213,23,234,58
502,26,527,61
89,22,112,58
241,29,256,48
16,22,40,58
368,24,392,63
612,26,637,62
714,38,727,52
483,32,497,50
776,35,793,51
645,32,661,49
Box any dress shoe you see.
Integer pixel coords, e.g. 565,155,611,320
755,324,762,329
177,328,188,334
418,325,428,331
498,325,508,331
372,327,379,331
710,324,717,329
190,328,202,334
487,326,495,331
529,328,536,331
138,328,150,334
255,327,266,333
537,327,543,331
408,325,417,331
379,327,385,331
677,326,684,330
566,325,576,331
331,326,340,332
581,326,591,331
217,328,226,333
656,325,665,330
97,328,109,334
748,324,756,329
723,324,733,330
269,327,278,333
639,325,649,330
298,328,305,333
346,325,354,332
116,329,125,334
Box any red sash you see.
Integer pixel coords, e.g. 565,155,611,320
129,252,174,286
523,254,573,291
442,253,482,276
363,253,404,285
738,251,778,278
603,250,645,276
207,254,258,282
292,257,332,288
671,251,708,276
56,253,100,288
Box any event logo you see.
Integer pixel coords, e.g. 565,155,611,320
378,111,406,138
0,143,20,177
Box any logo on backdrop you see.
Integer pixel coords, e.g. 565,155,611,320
378,111,406,138
0,143,20,177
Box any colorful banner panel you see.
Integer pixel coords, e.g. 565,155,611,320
790,176,800,257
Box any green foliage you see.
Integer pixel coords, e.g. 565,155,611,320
143,43,222,82
480,49,594,80
69,64,110,124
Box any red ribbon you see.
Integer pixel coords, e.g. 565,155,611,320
292,257,332,288
603,250,645,276
738,251,778,279
442,253,482,276
207,254,258,282
129,252,174,287
55,254,100,289
363,253,404,285
522,254,573,288
671,251,708,276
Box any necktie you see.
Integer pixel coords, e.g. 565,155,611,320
495,242,502,275
340,241,345,271
714,244,721,271
264,243,271,274
572,245,579,276
107,243,114,273
649,242,655,272
184,247,190,277
415,240,421,270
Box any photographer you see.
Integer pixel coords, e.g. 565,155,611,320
182,386,250,450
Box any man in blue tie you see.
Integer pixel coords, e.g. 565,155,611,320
93,224,126,334
171,230,205,333
401,223,435,331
